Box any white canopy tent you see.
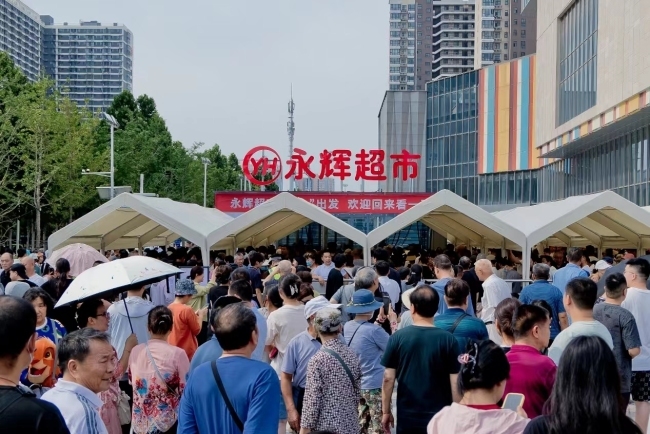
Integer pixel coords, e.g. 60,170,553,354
48,194,233,265
207,192,368,257
494,190,650,259
367,189,528,269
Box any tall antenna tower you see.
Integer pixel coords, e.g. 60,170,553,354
287,85,296,191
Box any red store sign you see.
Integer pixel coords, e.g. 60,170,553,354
215,192,431,215
242,146,421,186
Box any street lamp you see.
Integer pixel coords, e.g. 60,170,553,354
201,157,210,207
102,113,120,200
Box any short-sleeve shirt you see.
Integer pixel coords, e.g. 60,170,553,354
344,320,390,390
312,263,334,280
519,281,566,339
266,304,307,377
42,379,108,434
432,278,475,316
281,330,321,388
248,267,263,291
434,308,489,349
622,287,650,371
548,320,614,365
381,326,460,434
332,284,356,322
593,302,641,393
504,345,556,418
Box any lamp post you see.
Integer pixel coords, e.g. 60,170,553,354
201,157,210,207
102,113,120,199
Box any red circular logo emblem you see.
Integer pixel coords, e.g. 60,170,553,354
242,146,283,186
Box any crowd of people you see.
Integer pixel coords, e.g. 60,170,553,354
0,242,649,434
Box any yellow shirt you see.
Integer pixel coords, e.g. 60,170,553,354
190,281,214,321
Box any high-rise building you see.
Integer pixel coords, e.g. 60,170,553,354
389,0,477,90
44,20,133,112
0,0,133,112
0,0,42,81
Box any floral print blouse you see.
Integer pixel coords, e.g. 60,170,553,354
128,339,190,433
301,337,362,434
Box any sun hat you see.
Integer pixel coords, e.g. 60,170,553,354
345,289,384,314
304,296,341,319
401,287,416,310
595,260,612,271
175,279,198,296
313,307,343,334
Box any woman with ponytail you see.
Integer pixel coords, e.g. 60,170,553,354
128,306,190,434
428,340,530,434
42,258,78,332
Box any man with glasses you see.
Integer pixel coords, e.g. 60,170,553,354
621,258,650,431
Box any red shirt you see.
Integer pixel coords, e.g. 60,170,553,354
504,344,556,418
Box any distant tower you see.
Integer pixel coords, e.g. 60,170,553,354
287,86,296,191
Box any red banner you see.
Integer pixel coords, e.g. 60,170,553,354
214,192,431,214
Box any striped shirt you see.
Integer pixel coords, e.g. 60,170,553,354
42,379,108,434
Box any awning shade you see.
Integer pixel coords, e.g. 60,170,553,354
367,190,527,251
493,191,650,249
48,194,233,264
207,192,367,252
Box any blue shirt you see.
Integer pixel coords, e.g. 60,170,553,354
434,308,489,349
189,307,267,371
552,263,589,295
344,320,389,390
280,330,321,388
519,280,566,339
313,263,335,280
178,356,280,434
432,277,475,317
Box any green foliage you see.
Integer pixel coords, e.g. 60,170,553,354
0,55,244,248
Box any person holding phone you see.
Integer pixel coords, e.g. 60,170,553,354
427,340,530,434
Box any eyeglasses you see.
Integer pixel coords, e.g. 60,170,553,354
96,312,110,319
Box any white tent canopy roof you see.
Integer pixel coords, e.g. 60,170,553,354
207,192,368,253
366,190,527,251
48,194,233,264
493,191,650,249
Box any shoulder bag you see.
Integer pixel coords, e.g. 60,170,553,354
321,347,357,390
145,343,180,398
211,360,244,433
449,313,469,335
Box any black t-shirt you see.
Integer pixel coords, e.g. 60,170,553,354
524,415,642,434
208,285,229,307
462,268,483,309
0,386,69,434
381,326,461,434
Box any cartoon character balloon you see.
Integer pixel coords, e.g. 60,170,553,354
27,337,58,387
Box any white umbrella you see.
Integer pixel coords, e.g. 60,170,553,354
46,243,108,277
55,256,181,308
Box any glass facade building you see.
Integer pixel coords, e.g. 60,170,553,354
557,0,598,125
426,70,479,202
0,0,42,81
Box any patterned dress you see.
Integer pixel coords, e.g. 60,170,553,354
128,340,190,434
301,338,361,434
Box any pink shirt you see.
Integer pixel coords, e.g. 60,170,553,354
128,340,190,433
504,345,556,418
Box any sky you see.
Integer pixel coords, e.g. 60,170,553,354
25,0,388,191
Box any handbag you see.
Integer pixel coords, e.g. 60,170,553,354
211,360,244,433
117,390,131,425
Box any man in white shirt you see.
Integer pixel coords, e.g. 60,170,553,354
21,256,45,287
548,277,613,365
312,251,335,285
376,260,400,309
621,258,650,432
42,328,115,434
475,259,512,344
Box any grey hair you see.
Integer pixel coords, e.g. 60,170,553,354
354,267,378,290
532,263,551,281
314,307,342,334
57,328,111,373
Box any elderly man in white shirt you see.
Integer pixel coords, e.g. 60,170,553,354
475,259,512,345
20,256,46,287
42,328,115,434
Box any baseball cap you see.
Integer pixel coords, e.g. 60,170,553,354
595,260,612,271
304,296,341,320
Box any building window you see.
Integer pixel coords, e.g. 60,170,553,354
521,18,526,26
521,30,526,36
521,41,526,49
513,19,518,25
513,29,518,36
513,41,517,47
514,8,518,13
504,54,509,60
558,0,598,125
504,32,509,38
